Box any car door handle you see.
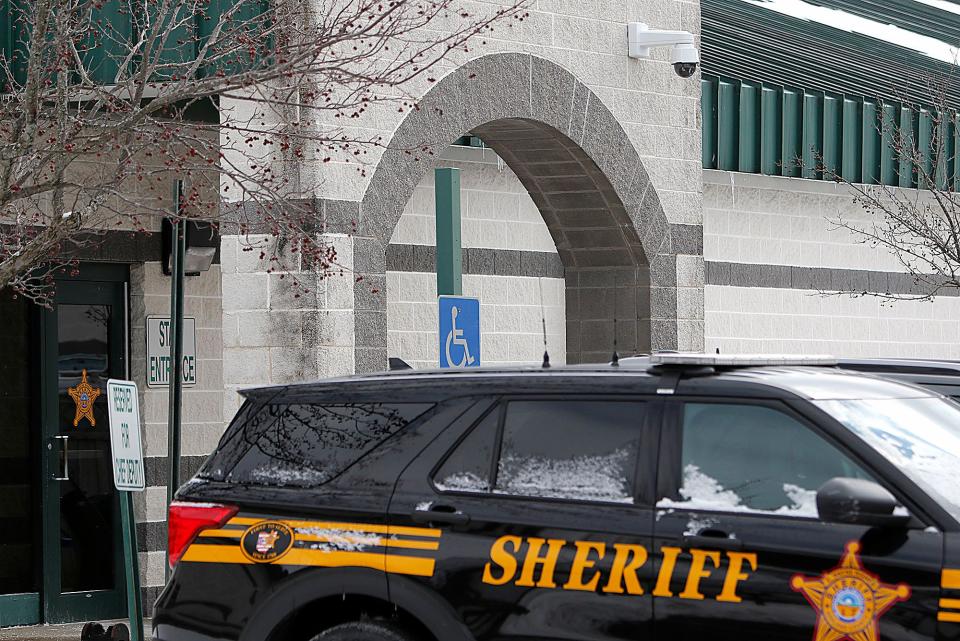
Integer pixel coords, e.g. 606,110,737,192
411,505,470,526
682,530,743,551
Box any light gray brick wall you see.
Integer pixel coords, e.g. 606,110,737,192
129,262,223,590
288,0,702,226
703,170,957,357
387,271,565,368
388,148,566,367
704,170,917,272
706,285,960,359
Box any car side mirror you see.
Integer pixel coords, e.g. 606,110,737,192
816,477,910,528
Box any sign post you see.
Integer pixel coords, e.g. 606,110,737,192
107,379,146,641
166,182,187,579
438,296,480,369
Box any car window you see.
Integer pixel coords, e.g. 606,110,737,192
436,400,646,504
435,408,499,493
496,401,644,503
660,402,874,516
203,402,433,487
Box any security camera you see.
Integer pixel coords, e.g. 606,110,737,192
627,22,700,79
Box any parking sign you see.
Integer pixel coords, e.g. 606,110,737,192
106,379,145,491
438,296,480,368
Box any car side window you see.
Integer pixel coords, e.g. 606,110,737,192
661,402,874,516
435,400,646,504
435,408,499,493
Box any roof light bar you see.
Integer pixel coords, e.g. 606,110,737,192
649,353,838,367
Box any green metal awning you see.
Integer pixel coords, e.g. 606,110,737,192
702,0,960,107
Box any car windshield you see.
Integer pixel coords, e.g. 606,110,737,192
816,397,960,521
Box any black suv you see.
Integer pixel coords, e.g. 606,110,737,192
153,355,960,641
836,359,960,401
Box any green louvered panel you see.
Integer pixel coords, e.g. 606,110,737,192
197,0,270,77
702,77,718,169
880,103,899,185
83,1,133,84
822,94,842,179
841,97,862,183
3,0,30,87
899,106,916,188
717,80,739,171
760,86,782,175
802,92,823,180
0,0,264,86
954,115,960,192
701,74,949,190
918,109,935,187
861,100,880,185
936,115,951,190
739,82,761,173
782,88,802,177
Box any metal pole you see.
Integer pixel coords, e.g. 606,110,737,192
434,168,462,296
165,182,186,576
120,491,144,641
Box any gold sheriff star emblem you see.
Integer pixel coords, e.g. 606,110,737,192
791,542,910,641
68,369,101,427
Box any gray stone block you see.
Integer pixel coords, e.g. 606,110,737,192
353,237,386,274
867,270,890,294
494,250,521,276
651,319,679,352
580,319,616,352
670,224,704,255
354,274,387,312
520,251,547,278
546,255,565,279
469,248,495,276
323,199,359,234
355,311,388,349
355,347,387,374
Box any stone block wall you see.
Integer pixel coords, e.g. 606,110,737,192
703,170,959,357
128,262,224,607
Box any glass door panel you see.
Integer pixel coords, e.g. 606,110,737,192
57,304,116,593
42,277,126,623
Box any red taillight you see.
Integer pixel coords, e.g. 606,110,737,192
168,501,238,569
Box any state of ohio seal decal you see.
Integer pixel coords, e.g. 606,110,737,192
791,541,910,641
241,521,294,563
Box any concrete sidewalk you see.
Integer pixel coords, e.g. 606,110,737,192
0,620,151,641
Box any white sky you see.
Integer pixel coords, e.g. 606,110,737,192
742,0,960,64
913,0,960,17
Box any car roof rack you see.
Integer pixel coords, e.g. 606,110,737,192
647,353,838,394
650,353,838,368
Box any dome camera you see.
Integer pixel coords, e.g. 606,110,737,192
671,43,700,78
628,22,700,81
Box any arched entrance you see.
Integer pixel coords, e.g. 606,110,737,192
352,53,683,371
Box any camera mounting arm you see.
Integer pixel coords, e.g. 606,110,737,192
627,22,696,58
627,22,700,78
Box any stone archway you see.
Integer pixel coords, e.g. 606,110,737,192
351,53,683,372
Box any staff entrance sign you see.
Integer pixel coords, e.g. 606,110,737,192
439,296,480,368
147,317,197,387
106,379,145,641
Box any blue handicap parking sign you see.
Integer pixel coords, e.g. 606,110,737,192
439,296,480,368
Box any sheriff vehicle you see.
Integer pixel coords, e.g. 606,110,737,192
153,354,960,641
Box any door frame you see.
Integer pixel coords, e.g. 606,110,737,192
39,265,129,624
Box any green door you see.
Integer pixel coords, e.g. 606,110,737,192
40,274,127,623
